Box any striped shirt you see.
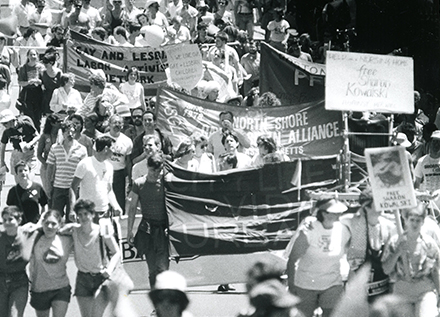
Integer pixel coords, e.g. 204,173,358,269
47,140,87,189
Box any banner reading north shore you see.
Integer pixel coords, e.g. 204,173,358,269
156,87,344,159
164,161,312,257
259,42,325,105
66,30,168,95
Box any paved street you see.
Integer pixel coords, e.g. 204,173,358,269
1,72,263,317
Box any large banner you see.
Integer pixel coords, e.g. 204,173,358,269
66,30,168,95
260,42,325,105
165,161,312,257
156,87,344,159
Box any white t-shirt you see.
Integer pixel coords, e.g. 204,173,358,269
74,156,113,212
267,19,290,43
119,82,143,109
415,154,440,192
132,159,148,181
104,132,133,171
294,220,350,290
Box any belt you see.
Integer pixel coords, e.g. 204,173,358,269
79,271,102,277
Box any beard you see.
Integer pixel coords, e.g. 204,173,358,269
134,119,143,126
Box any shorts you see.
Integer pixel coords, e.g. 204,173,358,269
74,271,106,297
294,284,343,316
30,285,71,311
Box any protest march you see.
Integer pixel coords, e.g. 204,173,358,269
0,0,438,316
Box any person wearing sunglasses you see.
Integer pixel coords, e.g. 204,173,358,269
192,134,216,173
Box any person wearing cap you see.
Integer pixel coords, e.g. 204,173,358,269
50,73,83,115
243,279,303,317
0,109,39,175
414,130,440,208
340,188,396,300
104,114,133,214
46,121,87,220
286,198,350,317
119,67,146,111
396,122,425,167
149,271,192,317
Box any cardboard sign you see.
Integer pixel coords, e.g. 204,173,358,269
325,51,414,113
165,43,203,91
365,146,416,211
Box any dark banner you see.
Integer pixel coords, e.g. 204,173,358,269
66,30,168,95
157,87,344,159
260,42,325,105
165,161,313,257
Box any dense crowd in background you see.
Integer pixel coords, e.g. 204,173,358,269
0,0,439,316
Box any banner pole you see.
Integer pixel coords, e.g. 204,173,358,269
394,208,411,278
343,112,351,192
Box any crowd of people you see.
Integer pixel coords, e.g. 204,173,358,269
0,0,438,317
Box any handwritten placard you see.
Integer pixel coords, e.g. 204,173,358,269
365,146,416,211
165,44,203,91
325,51,414,113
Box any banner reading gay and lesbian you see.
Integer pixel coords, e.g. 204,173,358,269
66,30,168,95
156,87,344,159
260,42,325,105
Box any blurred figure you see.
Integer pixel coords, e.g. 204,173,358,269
173,139,198,171
149,271,192,317
192,134,216,173
267,8,290,52
369,294,414,317
251,135,288,167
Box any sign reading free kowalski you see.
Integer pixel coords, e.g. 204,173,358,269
325,51,414,114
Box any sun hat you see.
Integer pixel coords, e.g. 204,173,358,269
149,271,189,309
395,132,411,147
315,198,348,213
0,109,15,123
431,130,440,140
249,279,300,310
115,105,131,118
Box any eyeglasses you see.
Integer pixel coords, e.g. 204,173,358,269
132,115,142,119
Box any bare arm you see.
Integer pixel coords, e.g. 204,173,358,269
0,142,7,169
36,135,47,165
102,235,121,276
286,231,309,292
127,190,139,245
107,182,122,215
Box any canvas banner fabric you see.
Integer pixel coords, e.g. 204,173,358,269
259,42,325,105
156,87,344,159
66,30,168,95
164,161,312,257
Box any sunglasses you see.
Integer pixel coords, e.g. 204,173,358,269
132,115,142,119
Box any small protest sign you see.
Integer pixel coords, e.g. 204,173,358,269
165,43,203,91
365,146,416,211
325,51,414,113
